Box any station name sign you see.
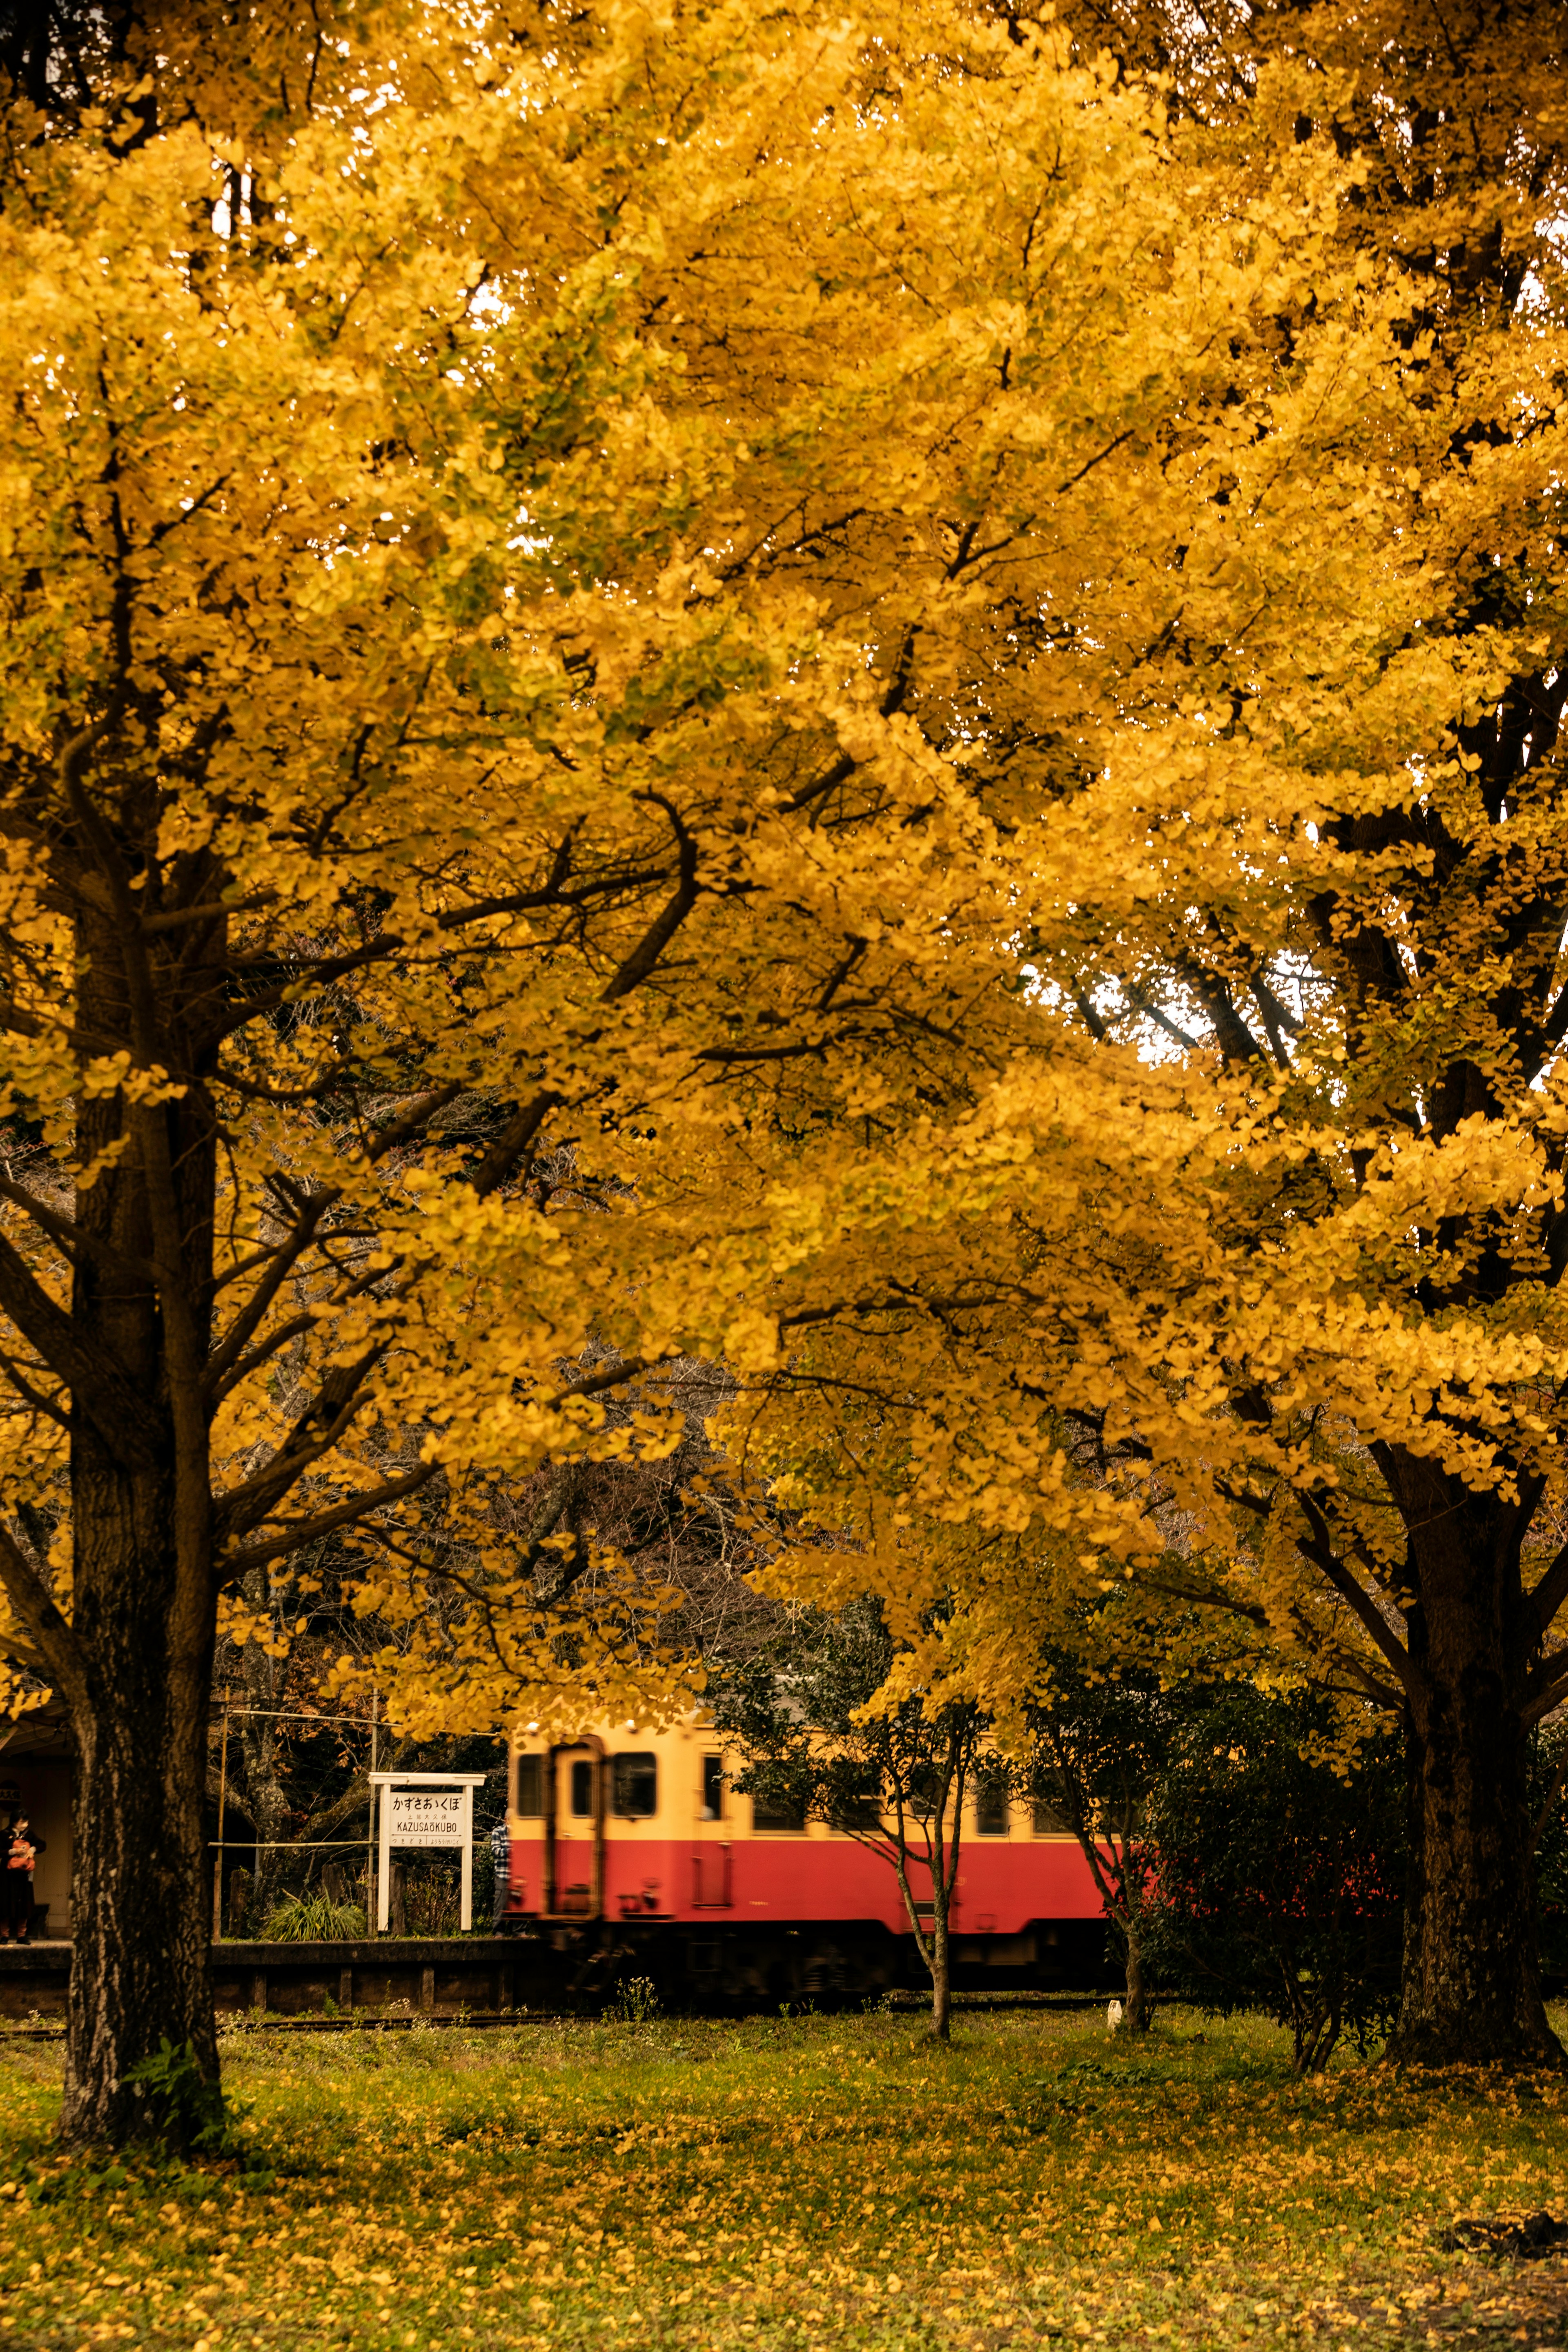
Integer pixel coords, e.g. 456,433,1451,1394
386,1788,466,1849
370,1771,487,1931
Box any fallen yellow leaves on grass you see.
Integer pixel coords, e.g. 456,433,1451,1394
1,2007,1566,2348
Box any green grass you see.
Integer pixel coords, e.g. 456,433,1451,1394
2,2005,1567,2348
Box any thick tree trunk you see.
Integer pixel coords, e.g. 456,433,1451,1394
55,898,225,2148
1385,1501,1563,2069
61,1563,218,2147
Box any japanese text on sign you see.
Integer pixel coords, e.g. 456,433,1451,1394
387,1788,466,1848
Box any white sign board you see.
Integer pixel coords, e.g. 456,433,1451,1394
371,1773,486,1935
388,1787,466,1848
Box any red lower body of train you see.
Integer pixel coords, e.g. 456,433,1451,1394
495,1820,1116,2006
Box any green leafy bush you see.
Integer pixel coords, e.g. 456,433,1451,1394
260,1893,368,1942
1144,1690,1404,2074
122,2036,231,2151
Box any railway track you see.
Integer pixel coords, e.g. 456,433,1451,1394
0,1990,1104,2044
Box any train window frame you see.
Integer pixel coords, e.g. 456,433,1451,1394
514,1753,544,1817
612,1752,659,1819
570,1757,595,1818
1031,1797,1069,1836
829,1766,882,1834
700,1754,724,1821
750,1790,808,1833
975,1779,1009,1837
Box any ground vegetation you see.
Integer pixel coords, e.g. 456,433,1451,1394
1143,1688,1405,2075
2,2008,1567,2348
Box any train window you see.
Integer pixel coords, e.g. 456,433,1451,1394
1031,1797,1069,1835
612,1753,658,1817
701,1755,724,1820
975,1779,1009,1836
830,1769,881,1832
515,1754,544,1816
751,1790,807,1832
570,1759,595,1818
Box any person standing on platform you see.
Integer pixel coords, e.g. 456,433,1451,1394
490,1816,510,1927
0,1812,18,1940
1,1811,42,1943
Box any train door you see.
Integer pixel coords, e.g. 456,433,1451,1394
693,1750,732,1908
545,1737,605,1918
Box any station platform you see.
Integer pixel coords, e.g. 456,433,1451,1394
0,1936,531,2022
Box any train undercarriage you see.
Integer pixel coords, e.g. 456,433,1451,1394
502,1914,1117,2013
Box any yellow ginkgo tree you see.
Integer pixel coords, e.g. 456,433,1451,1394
724,0,1568,2071
0,0,1360,2142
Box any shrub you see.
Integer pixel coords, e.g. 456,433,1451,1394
1144,1690,1404,2074
260,1893,368,1942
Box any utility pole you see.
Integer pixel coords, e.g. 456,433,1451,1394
366,1690,378,1940
212,1690,231,1940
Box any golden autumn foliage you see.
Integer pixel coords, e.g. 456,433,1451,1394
2,0,1566,2128
719,0,1568,2066
0,0,1354,1719
0,0,1379,2136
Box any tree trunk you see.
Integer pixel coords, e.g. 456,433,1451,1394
1385,1501,1564,2069
928,1898,951,2042
1123,1916,1152,2034
59,1467,219,2147
55,899,225,2149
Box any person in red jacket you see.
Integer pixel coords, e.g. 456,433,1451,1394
1,1812,43,1944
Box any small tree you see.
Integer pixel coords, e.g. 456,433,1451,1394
1143,1690,1404,2074
710,1606,985,2040
1024,1657,1195,2033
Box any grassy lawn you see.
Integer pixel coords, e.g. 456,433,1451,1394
2,2004,1568,2349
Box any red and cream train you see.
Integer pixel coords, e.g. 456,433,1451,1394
497,1716,1111,2002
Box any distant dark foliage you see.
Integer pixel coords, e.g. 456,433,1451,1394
1529,1725,1568,1988
1143,1689,1405,2073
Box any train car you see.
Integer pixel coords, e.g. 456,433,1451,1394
499,1716,1115,2006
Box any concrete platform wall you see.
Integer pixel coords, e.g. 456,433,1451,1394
0,1938,537,2021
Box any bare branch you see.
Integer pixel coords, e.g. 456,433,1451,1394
218,1465,437,1581
468,1089,560,1200
1529,1537,1568,1642
599,795,700,1001
365,1082,466,1164
0,1174,165,1286
1295,1493,1413,1697
203,1195,334,1399
0,1519,85,1704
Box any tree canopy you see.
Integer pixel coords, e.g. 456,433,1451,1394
0,0,1374,2141
0,0,1348,1721
6,0,1567,2136
722,0,1568,2067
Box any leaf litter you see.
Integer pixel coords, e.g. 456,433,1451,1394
1,2007,1568,2348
